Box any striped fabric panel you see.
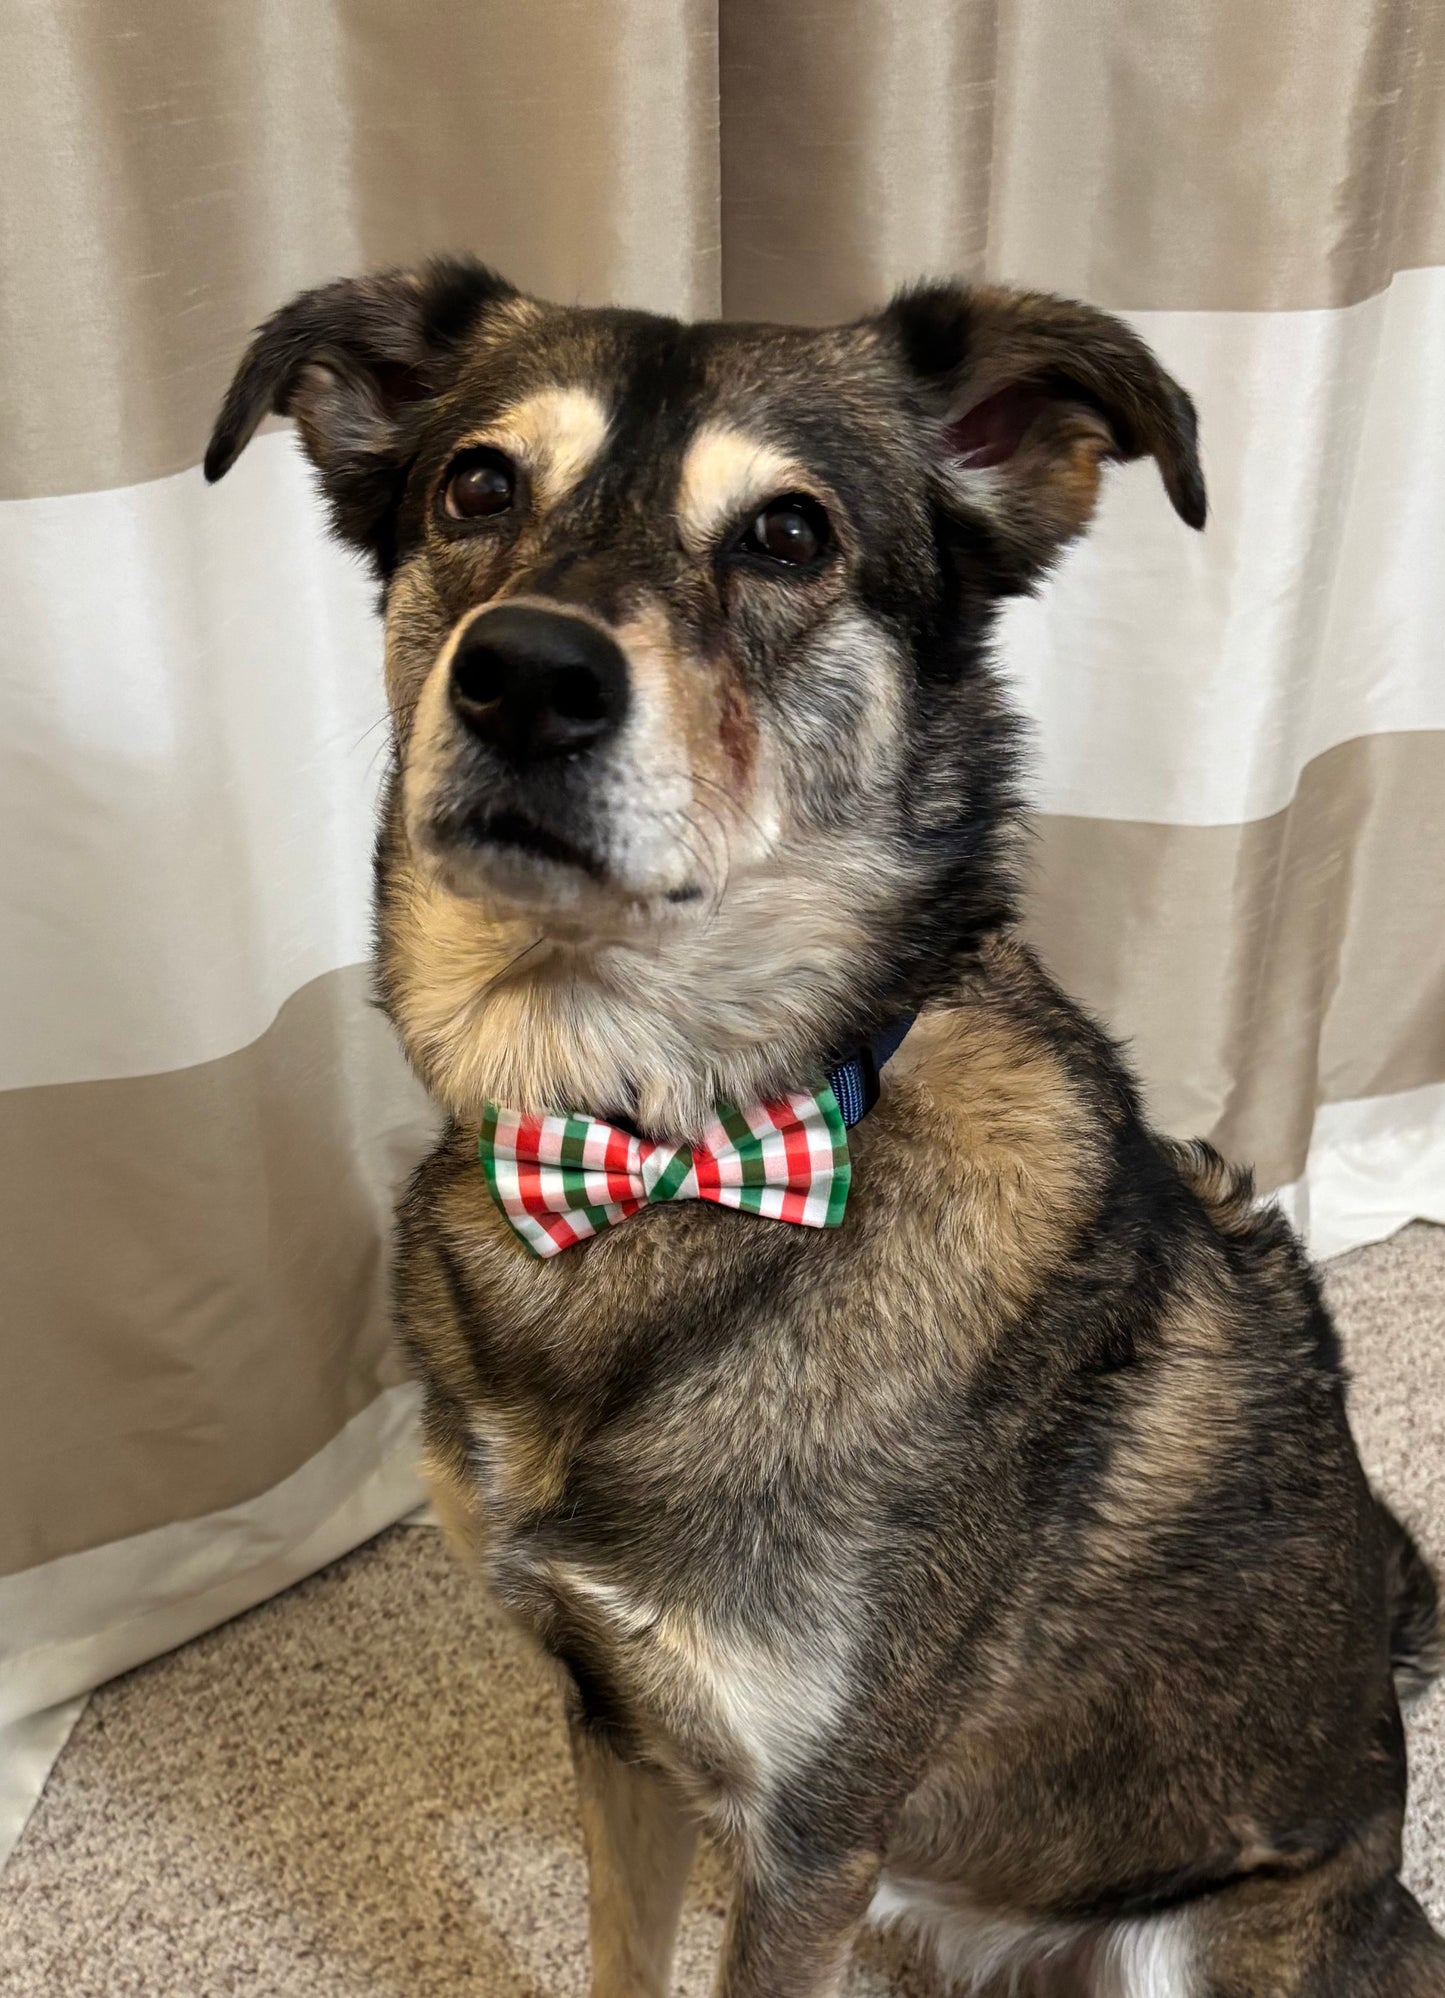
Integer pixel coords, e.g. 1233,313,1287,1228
0,0,725,502
719,0,1445,323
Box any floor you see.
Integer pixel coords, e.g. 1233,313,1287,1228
3,1224,1444,1997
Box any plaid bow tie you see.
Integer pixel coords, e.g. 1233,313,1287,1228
478,1087,851,1257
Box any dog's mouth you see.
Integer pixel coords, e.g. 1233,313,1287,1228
463,808,605,881
405,695,726,913
429,801,706,913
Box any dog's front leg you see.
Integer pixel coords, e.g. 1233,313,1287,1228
714,1844,882,1998
569,1717,699,1998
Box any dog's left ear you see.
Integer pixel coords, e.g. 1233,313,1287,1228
204,256,516,570
880,283,1205,587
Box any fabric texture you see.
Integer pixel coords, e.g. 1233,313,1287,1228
479,1090,852,1256
4,0,1445,1860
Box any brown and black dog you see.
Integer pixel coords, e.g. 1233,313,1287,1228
209,261,1445,1995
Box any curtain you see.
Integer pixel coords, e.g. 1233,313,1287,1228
3,0,1443,1855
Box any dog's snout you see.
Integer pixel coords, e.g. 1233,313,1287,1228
449,606,629,766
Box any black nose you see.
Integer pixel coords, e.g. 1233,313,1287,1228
449,606,629,765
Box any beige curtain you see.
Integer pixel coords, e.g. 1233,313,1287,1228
3,0,1443,1854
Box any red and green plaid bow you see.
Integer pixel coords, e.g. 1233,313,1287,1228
478,1087,851,1257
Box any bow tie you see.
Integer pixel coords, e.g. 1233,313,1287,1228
479,1087,851,1257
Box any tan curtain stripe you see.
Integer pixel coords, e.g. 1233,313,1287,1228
720,0,1445,325
1027,729,1445,1192
0,0,721,502
5,1,1445,500
0,970,433,1579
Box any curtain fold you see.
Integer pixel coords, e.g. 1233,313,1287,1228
718,0,1445,319
0,0,721,500
3,0,1443,1859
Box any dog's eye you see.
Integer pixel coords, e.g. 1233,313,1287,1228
442,448,517,522
738,494,831,569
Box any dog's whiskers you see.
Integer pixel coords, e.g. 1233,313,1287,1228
474,929,548,1007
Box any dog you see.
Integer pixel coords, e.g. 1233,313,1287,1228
208,259,1445,1996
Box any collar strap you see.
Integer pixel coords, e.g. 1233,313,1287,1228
825,1013,916,1128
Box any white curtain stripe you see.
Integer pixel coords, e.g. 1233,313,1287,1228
0,431,382,1093
1000,265,1445,822
1270,1082,1445,1265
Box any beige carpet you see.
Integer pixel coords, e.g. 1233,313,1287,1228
3,1224,1444,1997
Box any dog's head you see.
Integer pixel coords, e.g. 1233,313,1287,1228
208,260,1202,1132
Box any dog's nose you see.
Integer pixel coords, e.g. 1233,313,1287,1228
449,606,629,765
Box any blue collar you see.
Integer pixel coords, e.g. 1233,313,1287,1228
825,1014,916,1128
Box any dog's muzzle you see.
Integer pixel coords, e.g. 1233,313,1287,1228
414,599,686,903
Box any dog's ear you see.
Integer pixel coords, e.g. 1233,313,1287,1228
879,283,1205,589
204,257,516,568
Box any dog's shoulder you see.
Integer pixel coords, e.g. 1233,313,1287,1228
881,929,1348,1444
858,929,1147,1301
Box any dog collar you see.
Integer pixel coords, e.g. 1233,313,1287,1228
826,1014,916,1128
479,1015,915,1257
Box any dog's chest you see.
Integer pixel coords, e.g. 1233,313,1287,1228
450,1387,856,1813
492,1526,855,1819
415,1019,1090,1807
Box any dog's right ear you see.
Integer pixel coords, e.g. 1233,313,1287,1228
204,257,515,569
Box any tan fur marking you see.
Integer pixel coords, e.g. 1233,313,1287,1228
419,1449,489,1565
570,1723,699,1998
1165,1138,1259,1238
1094,1279,1239,1539
613,597,764,820
484,293,545,335
675,425,806,551
889,972,1100,1321
473,1406,571,1517
1056,435,1107,526
717,677,759,788
381,827,882,1136
479,384,610,506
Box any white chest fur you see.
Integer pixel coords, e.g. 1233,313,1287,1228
537,1558,853,1824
